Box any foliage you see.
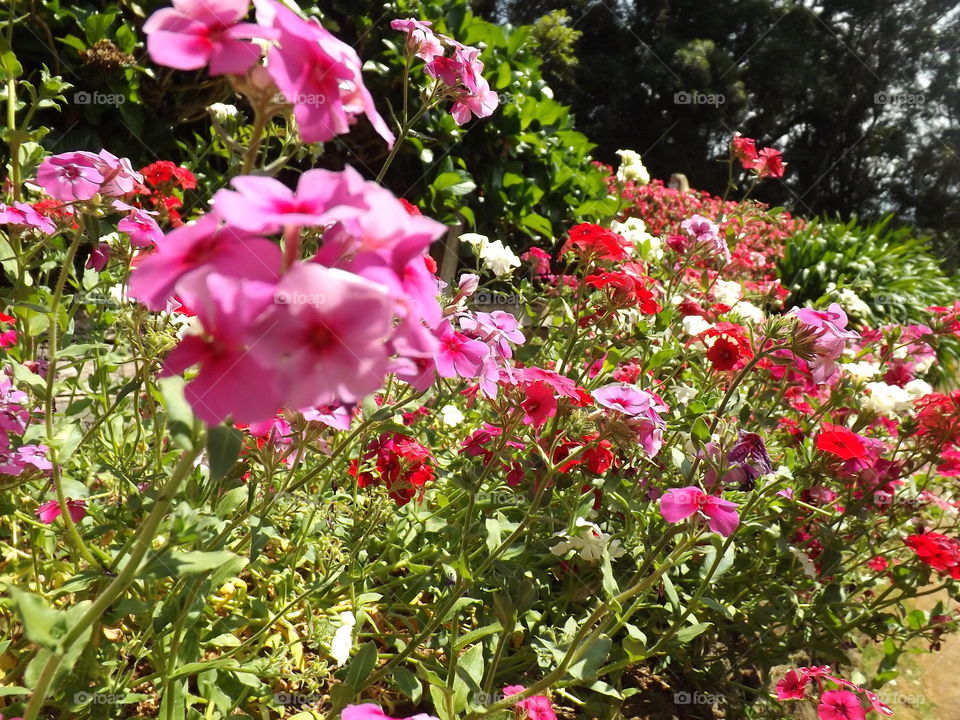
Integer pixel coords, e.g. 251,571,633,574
0,3,959,720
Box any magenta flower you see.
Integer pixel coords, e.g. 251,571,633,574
127,213,282,310
793,303,860,384
36,498,87,524
390,18,444,61
211,168,368,234
85,242,110,272
341,703,437,720
775,669,809,700
434,320,488,379
0,202,56,235
163,271,281,425
249,262,396,410
659,486,740,536
521,381,558,429
817,690,866,720
118,208,164,248
143,0,269,75
264,0,394,146
36,152,104,201
502,685,558,720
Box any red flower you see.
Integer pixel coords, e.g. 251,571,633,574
867,556,889,572
585,271,660,313
562,223,632,261
906,532,960,579
521,381,558,428
706,336,740,371
732,135,759,170
351,433,435,506
815,423,867,461
755,147,786,178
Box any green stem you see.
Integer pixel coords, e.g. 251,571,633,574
21,442,203,720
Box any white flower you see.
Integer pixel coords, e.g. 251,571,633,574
610,217,662,262
439,404,464,427
843,361,881,381
329,611,355,666
674,384,697,405
479,239,521,277
837,288,872,318
460,232,489,248
915,356,935,373
729,300,765,323
681,315,712,337
208,102,239,123
550,518,624,563
713,279,743,306
615,149,650,185
864,382,913,416
904,378,933,400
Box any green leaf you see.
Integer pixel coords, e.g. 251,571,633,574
392,667,422,704
674,622,712,644
207,425,243,481
139,550,243,579
345,641,378,690
567,635,611,681
159,375,198,450
433,171,476,196
0,35,23,80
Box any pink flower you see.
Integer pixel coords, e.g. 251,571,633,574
450,75,500,125
793,303,860,384
264,1,394,146
502,685,558,720
391,18,444,61
817,690,866,720
434,320,488,379
460,310,525,358
212,168,368,234
163,270,281,425
36,498,87,524
0,202,56,234
36,152,104,201
776,669,809,700
248,262,396,410
143,0,269,75
341,704,437,720
301,403,353,430
127,213,282,311
95,150,143,196
592,383,658,416
659,486,740,536
118,208,164,248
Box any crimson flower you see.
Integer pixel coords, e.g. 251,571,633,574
815,423,868,461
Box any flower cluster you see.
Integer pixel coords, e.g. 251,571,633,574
145,0,394,145
775,666,891,720
732,134,787,178
0,371,51,480
392,18,499,124
905,531,960,579
349,432,435,506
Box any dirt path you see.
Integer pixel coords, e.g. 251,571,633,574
909,590,960,719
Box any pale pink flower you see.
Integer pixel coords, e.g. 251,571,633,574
127,213,282,310
36,152,104,201
264,0,394,146
0,202,56,234
659,486,740,536
390,18,444,61
592,383,659,417
143,0,269,75
212,168,368,233
450,76,500,125
95,150,143,196
249,262,396,410
793,303,860,384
